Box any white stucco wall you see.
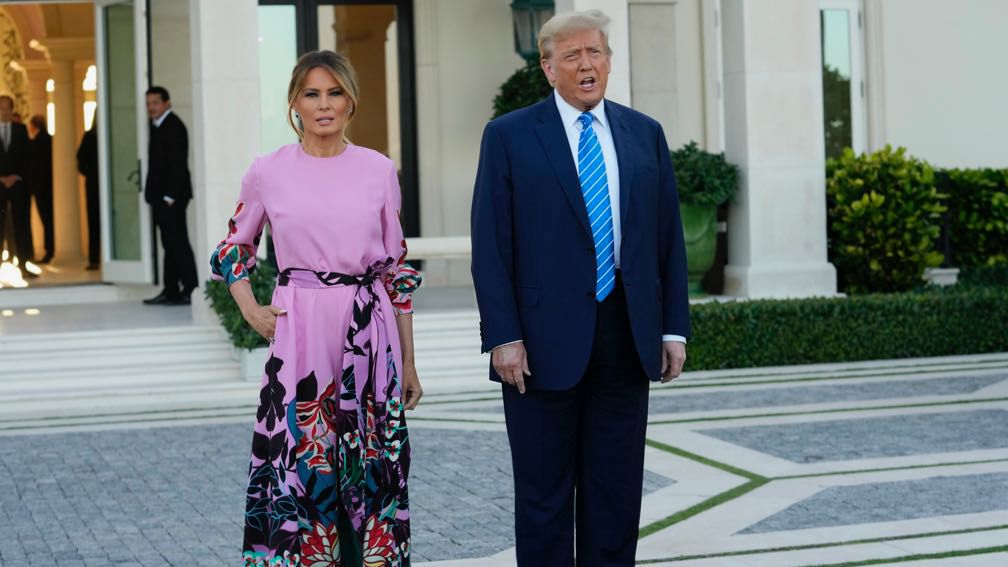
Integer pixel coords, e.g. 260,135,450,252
188,0,261,321
415,0,524,284
866,0,1008,168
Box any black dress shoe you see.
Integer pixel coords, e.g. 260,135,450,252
167,295,192,306
143,292,176,305
85,263,100,271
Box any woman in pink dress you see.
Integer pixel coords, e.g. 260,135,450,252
210,50,423,566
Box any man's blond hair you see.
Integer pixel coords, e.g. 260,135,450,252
538,9,612,60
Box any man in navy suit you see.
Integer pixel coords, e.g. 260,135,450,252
471,9,690,565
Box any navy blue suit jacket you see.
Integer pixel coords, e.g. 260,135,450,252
471,93,691,390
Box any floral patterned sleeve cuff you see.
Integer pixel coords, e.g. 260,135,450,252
384,262,422,315
210,241,257,287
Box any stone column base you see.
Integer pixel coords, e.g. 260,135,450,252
724,262,838,299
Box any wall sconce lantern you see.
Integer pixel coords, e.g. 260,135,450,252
511,0,555,59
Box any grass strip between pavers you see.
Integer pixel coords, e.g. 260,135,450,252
637,477,769,539
776,457,1008,480
648,396,1008,425
804,544,1008,566
638,439,768,539
639,439,1008,547
634,525,1008,563
644,439,764,480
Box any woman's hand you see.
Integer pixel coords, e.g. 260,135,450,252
401,363,423,410
243,304,287,341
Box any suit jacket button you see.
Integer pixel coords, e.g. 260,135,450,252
586,291,594,299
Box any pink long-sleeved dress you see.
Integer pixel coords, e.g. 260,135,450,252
211,143,421,567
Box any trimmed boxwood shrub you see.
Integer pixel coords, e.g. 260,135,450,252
204,262,277,350
492,55,551,119
684,285,1008,371
936,167,1008,267
671,141,739,207
826,146,946,294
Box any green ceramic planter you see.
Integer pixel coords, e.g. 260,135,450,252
680,202,717,294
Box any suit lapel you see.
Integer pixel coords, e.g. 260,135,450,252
605,102,635,226
534,94,592,236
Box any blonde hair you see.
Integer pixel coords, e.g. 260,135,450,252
286,50,360,139
538,9,612,60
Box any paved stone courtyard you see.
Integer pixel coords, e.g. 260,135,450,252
1,354,1007,565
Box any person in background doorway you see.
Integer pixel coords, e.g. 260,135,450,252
143,86,198,305
0,95,33,271
77,121,99,270
27,114,54,264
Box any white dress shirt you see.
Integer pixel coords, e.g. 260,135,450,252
0,121,10,150
555,92,685,345
152,108,172,128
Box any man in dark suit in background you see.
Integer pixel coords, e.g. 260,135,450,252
143,86,197,305
0,95,33,268
77,123,100,270
27,114,53,264
470,10,690,565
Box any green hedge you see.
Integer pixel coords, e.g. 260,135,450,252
204,262,277,350
684,285,1008,371
936,167,1008,267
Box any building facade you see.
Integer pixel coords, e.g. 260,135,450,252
2,0,1006,311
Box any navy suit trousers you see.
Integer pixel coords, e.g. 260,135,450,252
502,275,650,566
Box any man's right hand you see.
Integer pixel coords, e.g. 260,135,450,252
492,342,531,394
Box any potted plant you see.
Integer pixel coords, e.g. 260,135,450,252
670,141,739,293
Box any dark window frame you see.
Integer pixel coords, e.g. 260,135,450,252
258,0,420,237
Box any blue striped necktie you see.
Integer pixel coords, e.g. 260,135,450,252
577,112,616,302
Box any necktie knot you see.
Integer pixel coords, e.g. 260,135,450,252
578,112,593,131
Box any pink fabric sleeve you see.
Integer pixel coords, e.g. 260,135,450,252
210,160,268,286
381,164,421,315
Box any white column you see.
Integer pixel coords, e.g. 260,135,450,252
17,60,51,119
49,59,83,264
559,0,631,106
188,0,261,322
720,0,837,298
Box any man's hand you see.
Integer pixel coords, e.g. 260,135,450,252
492,342,530,394
661,341,686,383
0,175,15,189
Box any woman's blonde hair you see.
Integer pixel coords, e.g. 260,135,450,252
538,9,612,60
286,50,360,139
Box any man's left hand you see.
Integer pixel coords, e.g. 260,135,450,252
661,341,686,383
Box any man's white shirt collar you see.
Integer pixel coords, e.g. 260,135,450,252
554,90,609,133
153,108,172,128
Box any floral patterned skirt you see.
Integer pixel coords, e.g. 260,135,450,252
242,267,411,566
